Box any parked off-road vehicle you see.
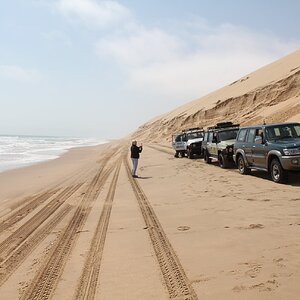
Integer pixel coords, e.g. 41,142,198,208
172,127,204,158
202,122,239,168
234,122,300,183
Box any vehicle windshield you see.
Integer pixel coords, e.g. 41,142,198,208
186,131,203,140
266,124,300,141
218,129,239,141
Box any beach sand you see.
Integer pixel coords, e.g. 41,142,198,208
1,141,300,299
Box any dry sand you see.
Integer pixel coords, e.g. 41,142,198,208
134,50,300,142
0,141,300,300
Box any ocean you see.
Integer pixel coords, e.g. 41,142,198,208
0,135,108,173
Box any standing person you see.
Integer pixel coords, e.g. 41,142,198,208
130,140,143,178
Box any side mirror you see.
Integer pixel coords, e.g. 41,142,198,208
255,136,262,144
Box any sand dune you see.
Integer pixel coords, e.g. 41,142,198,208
134,49,300,141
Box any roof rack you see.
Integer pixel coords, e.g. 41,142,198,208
207,122,240,130
182,127,203,133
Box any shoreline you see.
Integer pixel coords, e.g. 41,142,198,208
0,143,113,210
0,141,109,175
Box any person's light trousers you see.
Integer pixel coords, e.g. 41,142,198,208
131,158,138,176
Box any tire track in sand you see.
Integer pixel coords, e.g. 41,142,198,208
124,157,198,300
147,144,174,156
0,188,60,233
74,159,122,300
0,204,73,285
20,156,118,300
0,184,83,263
0,164,94,233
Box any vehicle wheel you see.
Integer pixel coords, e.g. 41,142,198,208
237,155,250,175
180,151,185,158
174,151,179,158
204,151,212,164
219,153,229,168
187,149,193,159
270,158,287,183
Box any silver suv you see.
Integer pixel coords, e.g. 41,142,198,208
172,127,204,158
202,122,239,168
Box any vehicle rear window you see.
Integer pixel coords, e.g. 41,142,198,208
237,129,247,142
218,129,239,141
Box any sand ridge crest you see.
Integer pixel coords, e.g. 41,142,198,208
133,50,300,141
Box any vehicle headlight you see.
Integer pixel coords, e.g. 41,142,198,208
283,148,300,155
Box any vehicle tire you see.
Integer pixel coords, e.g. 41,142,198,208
219,153,228,168
270,158,288,183
204,150,212,164
237,155,250,175
174,151,179,158
180,151,185,158
187,149,193,159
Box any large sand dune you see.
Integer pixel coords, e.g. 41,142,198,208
134,50,300,141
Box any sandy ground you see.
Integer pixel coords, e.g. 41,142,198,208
0,141,300,300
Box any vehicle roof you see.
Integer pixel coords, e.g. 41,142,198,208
239,122,300,129
207,125,239,132
182,127,204,133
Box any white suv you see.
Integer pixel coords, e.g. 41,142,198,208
172,128,204,158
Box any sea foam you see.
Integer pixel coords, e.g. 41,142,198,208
0,135,107,173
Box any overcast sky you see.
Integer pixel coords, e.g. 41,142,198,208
1,0,300,138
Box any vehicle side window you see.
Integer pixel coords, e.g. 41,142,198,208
237,129,247,142
246,128,256,143
294,125,300,136
182,134,187,142
204,132,208,141
256,128,264,140
208,132,213,143
175,135,182,142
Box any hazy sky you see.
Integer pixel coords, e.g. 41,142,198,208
1,0,300,138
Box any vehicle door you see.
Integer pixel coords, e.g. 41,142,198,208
210,132,219,156
173,134,185,151
236,128,250,162
202,131,208,152
206,131,214,155
251,127,266,168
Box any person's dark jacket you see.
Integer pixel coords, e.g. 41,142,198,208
131,145,142,159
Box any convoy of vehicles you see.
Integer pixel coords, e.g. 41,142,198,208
172,127,204,158
171,121,300,183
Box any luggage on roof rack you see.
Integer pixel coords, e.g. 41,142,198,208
216,122,233,127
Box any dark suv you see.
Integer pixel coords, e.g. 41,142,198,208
202,122,239,168
234,122,300,183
